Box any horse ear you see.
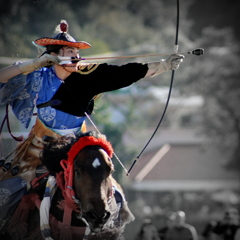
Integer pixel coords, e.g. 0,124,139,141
60,159,68,170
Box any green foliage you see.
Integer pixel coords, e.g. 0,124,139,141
0,0,192,57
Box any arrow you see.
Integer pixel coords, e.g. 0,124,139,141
58,48,204,64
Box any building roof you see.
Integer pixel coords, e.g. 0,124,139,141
128,131,240,191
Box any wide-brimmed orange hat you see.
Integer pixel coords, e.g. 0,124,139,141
32,20,91,50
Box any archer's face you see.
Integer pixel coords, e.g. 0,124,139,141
58,46,80,72
60,46,80,58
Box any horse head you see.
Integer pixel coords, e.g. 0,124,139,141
41,131,133,234
73,144,115,232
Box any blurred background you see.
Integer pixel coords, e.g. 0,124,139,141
0,0,240,239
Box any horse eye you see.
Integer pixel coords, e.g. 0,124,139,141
75,169,81,177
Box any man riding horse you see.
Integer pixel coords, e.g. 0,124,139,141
0,19,184,232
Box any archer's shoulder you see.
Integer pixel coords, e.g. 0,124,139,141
77,63,100,75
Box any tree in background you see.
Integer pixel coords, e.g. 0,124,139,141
186,26,240,170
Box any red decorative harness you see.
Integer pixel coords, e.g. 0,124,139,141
58,135,114,209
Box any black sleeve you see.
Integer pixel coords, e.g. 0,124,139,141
82,62,149,94
37,63,148,117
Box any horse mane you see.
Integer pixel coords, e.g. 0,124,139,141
40,131,109,175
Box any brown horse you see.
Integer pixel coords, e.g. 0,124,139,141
1,131,134,240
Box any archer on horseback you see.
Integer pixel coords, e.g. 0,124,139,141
0,19,184,229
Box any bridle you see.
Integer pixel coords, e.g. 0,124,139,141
58,135,113,206
55,135,116,237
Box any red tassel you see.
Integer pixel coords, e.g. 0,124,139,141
60,21,68,32
56,172,80,212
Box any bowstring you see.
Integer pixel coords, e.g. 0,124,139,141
84,112,128,173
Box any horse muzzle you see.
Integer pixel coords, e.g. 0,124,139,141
84,210,111,233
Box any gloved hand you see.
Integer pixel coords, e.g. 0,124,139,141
166,54,184,70
148,54,184,77
18,54,60,75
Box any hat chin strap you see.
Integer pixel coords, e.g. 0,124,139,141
55,57,77,74
60,63,80,74
61,64,75,73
